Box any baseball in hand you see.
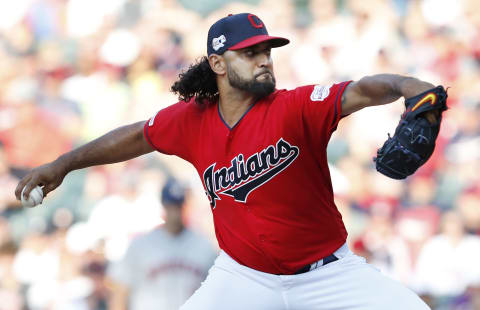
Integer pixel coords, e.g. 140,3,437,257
21,186,44,208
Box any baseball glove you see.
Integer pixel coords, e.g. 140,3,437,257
374,86,448,179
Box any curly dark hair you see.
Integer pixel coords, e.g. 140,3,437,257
170,56,218,104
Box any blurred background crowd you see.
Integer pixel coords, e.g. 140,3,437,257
0,0,479,309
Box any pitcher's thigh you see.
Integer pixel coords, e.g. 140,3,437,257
290,256,430,310
179,266,285,310
347,264,430,310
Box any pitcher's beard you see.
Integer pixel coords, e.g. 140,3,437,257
227,67,275,99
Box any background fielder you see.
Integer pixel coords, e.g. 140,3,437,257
107,179,217,310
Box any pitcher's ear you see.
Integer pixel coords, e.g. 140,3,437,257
208,54,226,75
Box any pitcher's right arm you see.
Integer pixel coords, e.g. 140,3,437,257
15,120,154,201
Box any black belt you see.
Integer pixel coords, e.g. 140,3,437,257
294,254,339,274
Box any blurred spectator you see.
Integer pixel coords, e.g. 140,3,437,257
413,211,480,303
395,205,441,268
0,216,14,246
0,142,21,211
0,90,73,168
36,68,83,142
85,166,163,261
402,176,438,208
82,259,109,310
107,178,217,310
352,199,413,284
455,187,480,235
0,242,24,310
12,232,59,309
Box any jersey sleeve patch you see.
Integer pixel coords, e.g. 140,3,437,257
310,84,332,102
148,110,159,126
143,101,197,162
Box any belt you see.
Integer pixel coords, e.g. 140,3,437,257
294,253,339,274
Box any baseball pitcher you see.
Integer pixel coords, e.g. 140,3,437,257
16,13,448,310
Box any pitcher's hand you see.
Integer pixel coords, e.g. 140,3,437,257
15,161,68,201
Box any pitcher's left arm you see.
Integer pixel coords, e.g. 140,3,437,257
341,74,435,116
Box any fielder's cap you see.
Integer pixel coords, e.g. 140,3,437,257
207,13,289,56
161,178,186,207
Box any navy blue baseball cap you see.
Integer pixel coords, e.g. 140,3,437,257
207,13,289,56
161,178,186,207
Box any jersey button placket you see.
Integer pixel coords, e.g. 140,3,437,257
225,132,234,155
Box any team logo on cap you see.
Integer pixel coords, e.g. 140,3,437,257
247,14,263,28
212,35,226,51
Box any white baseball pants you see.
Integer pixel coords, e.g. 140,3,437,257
180,243,430,310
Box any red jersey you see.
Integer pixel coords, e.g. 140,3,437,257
144,81,351,274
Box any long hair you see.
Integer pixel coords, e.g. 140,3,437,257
171,56,218,104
